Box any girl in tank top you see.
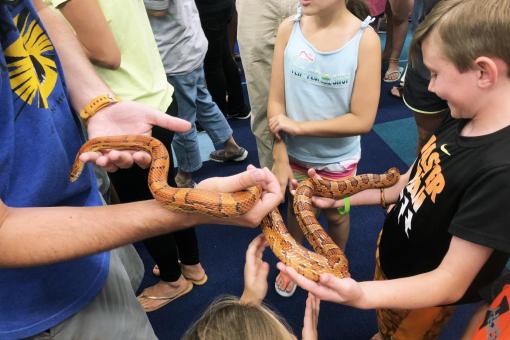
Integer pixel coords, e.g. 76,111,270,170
268,0,381,297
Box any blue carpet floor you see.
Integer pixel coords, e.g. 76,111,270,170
135,30,480,339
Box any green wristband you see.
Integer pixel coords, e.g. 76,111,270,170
337,197,350,215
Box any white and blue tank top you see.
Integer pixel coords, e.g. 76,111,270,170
284,14,373,165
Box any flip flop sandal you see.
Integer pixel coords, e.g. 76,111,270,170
187,274,208,286
152,264,208,286
383,66,404,83
137,280,193,312
209,147,248,163
274,274,297,298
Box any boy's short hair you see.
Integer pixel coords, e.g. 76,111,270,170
411,0,510,76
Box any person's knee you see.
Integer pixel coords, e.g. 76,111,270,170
325,209,349,228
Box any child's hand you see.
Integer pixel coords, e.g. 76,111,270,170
269,114,301,139
276,262,364,307
302,293,320,340
240,234,270,305
307,168,343,209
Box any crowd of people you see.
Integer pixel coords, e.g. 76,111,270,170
0,0,509,339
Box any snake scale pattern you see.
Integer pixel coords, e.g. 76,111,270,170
70,135,400,281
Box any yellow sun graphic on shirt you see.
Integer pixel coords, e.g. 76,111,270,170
4,9,57,109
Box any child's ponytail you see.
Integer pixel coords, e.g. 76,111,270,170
346,0,371,20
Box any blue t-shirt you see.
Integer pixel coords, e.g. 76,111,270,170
0,2,109,338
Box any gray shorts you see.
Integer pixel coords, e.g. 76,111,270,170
27,246,156,340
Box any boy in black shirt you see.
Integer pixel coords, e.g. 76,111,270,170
277,0,510,338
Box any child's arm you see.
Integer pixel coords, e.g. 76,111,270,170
277,236,493,309
269,26,381,138
268,19,295,195
310,166,411,209
240,234,270,305
302,293,320,340
52,0,121,69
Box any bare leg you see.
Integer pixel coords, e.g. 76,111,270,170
180,263,206,282
323,208,350,250
381,1,393,60
384,0,414,82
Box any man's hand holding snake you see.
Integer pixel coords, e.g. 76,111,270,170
83,100,191,172
196,165,282,228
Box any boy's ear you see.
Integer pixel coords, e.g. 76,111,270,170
474,57,499,89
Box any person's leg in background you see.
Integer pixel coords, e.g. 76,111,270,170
236,0,297,169
382,0,414,83
401,55,449,154
199,3,249,119
168,72,206,187
109,100,206,312
193,65,248,161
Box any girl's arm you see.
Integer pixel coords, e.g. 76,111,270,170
53,0,121,69
271,26,381,138
278,236,493,309
268,19,294,195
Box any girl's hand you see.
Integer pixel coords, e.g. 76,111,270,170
276,262,364,307
269,114,301,140
240,234,270,305
302,293,320,340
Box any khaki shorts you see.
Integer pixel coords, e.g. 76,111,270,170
28,246,156,340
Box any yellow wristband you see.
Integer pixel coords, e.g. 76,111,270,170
79,94,119,121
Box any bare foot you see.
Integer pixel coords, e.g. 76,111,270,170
137,276,193,312
275,272,296,297
152,263,207,285
181,263,206,282
383,59,402,83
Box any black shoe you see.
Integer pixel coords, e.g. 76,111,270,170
226,111,251,120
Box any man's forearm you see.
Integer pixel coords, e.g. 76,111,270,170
0,200,201,267
35,0,113,112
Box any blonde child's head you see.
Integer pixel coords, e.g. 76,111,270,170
182,295,296,340
411,0,510,77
